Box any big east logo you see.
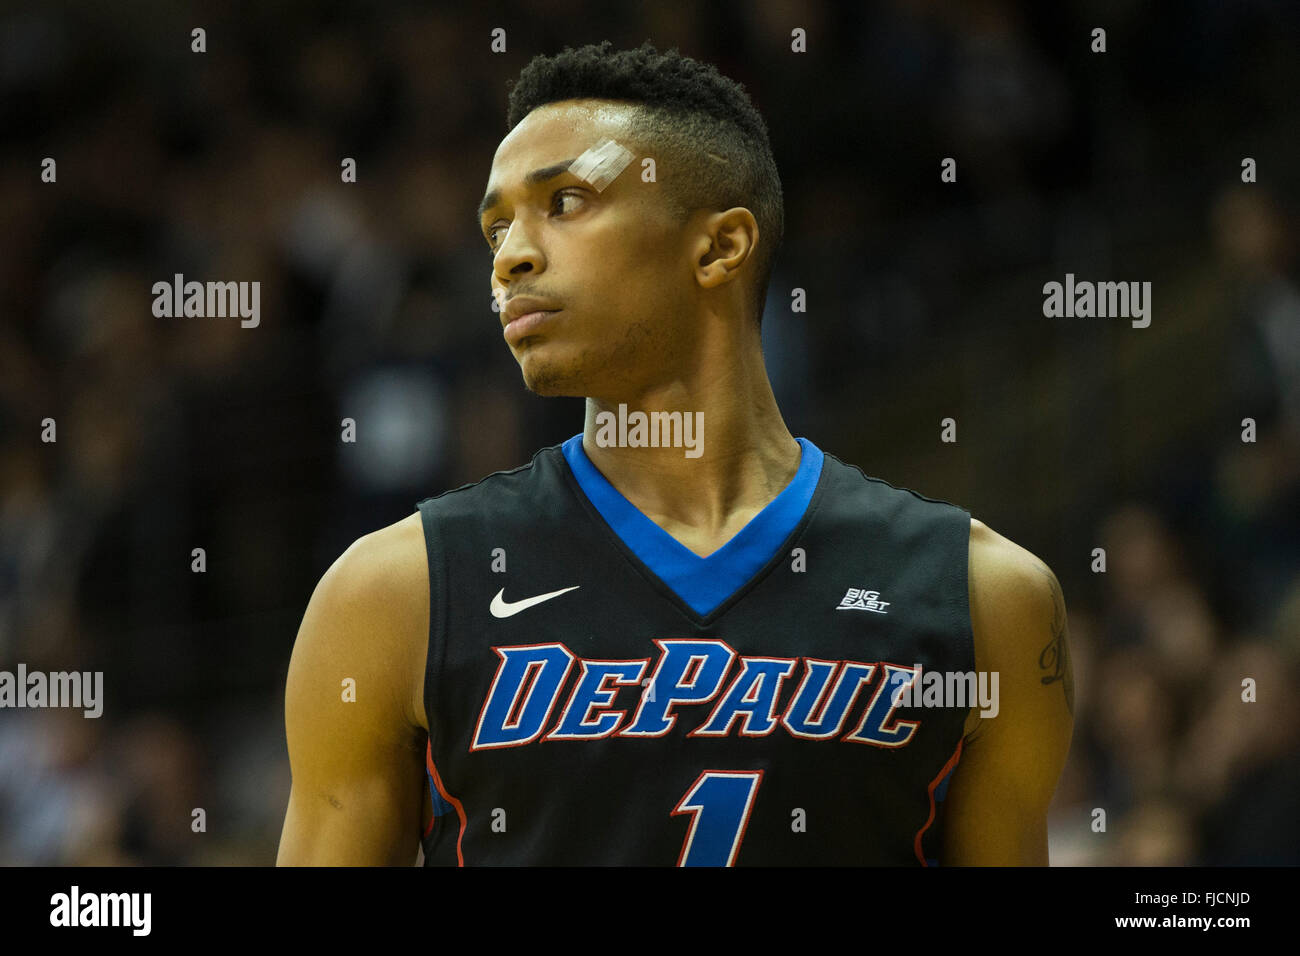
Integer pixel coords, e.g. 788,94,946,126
470,638,926,750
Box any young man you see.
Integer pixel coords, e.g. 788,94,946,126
277,41,1073,866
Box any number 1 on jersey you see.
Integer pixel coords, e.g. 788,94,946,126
672,770,764,866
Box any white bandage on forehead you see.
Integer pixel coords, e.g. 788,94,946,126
567,138,634,192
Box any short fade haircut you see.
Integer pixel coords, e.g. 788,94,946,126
504,40,784,327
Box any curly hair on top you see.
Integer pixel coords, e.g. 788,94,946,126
504,40,784,326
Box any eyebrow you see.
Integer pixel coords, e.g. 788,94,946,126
476,159,577,225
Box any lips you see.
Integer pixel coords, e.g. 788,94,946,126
503,308,561,346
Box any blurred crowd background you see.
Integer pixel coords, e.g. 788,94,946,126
2,0,1298,865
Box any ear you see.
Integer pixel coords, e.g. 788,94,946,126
694,208,759,290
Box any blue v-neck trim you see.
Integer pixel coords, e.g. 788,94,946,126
561,434,824,617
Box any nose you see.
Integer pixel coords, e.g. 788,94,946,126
492,220,544,281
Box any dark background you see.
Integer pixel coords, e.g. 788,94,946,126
2,0,1298,864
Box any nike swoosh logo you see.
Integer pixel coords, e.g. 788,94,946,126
489,585,581,618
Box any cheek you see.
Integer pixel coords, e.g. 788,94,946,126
613,241,686,306
591,213,677,268
569,218,685,315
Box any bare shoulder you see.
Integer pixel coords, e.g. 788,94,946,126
964,518,1072,736
939,519,1075,864
967,518,1061,626
299,511,430,732
278,511,430,865
330,511,428,600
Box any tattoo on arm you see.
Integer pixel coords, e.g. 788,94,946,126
1035,566,1074,717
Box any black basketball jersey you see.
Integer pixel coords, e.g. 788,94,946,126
415,435,975,866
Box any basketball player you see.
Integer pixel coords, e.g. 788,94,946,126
277,42,1073,866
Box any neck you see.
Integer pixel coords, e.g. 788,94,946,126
580,330,800,555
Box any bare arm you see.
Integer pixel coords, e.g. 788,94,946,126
940,519,1075,865
277,515,429,866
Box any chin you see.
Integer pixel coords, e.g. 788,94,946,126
518,352,589,397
